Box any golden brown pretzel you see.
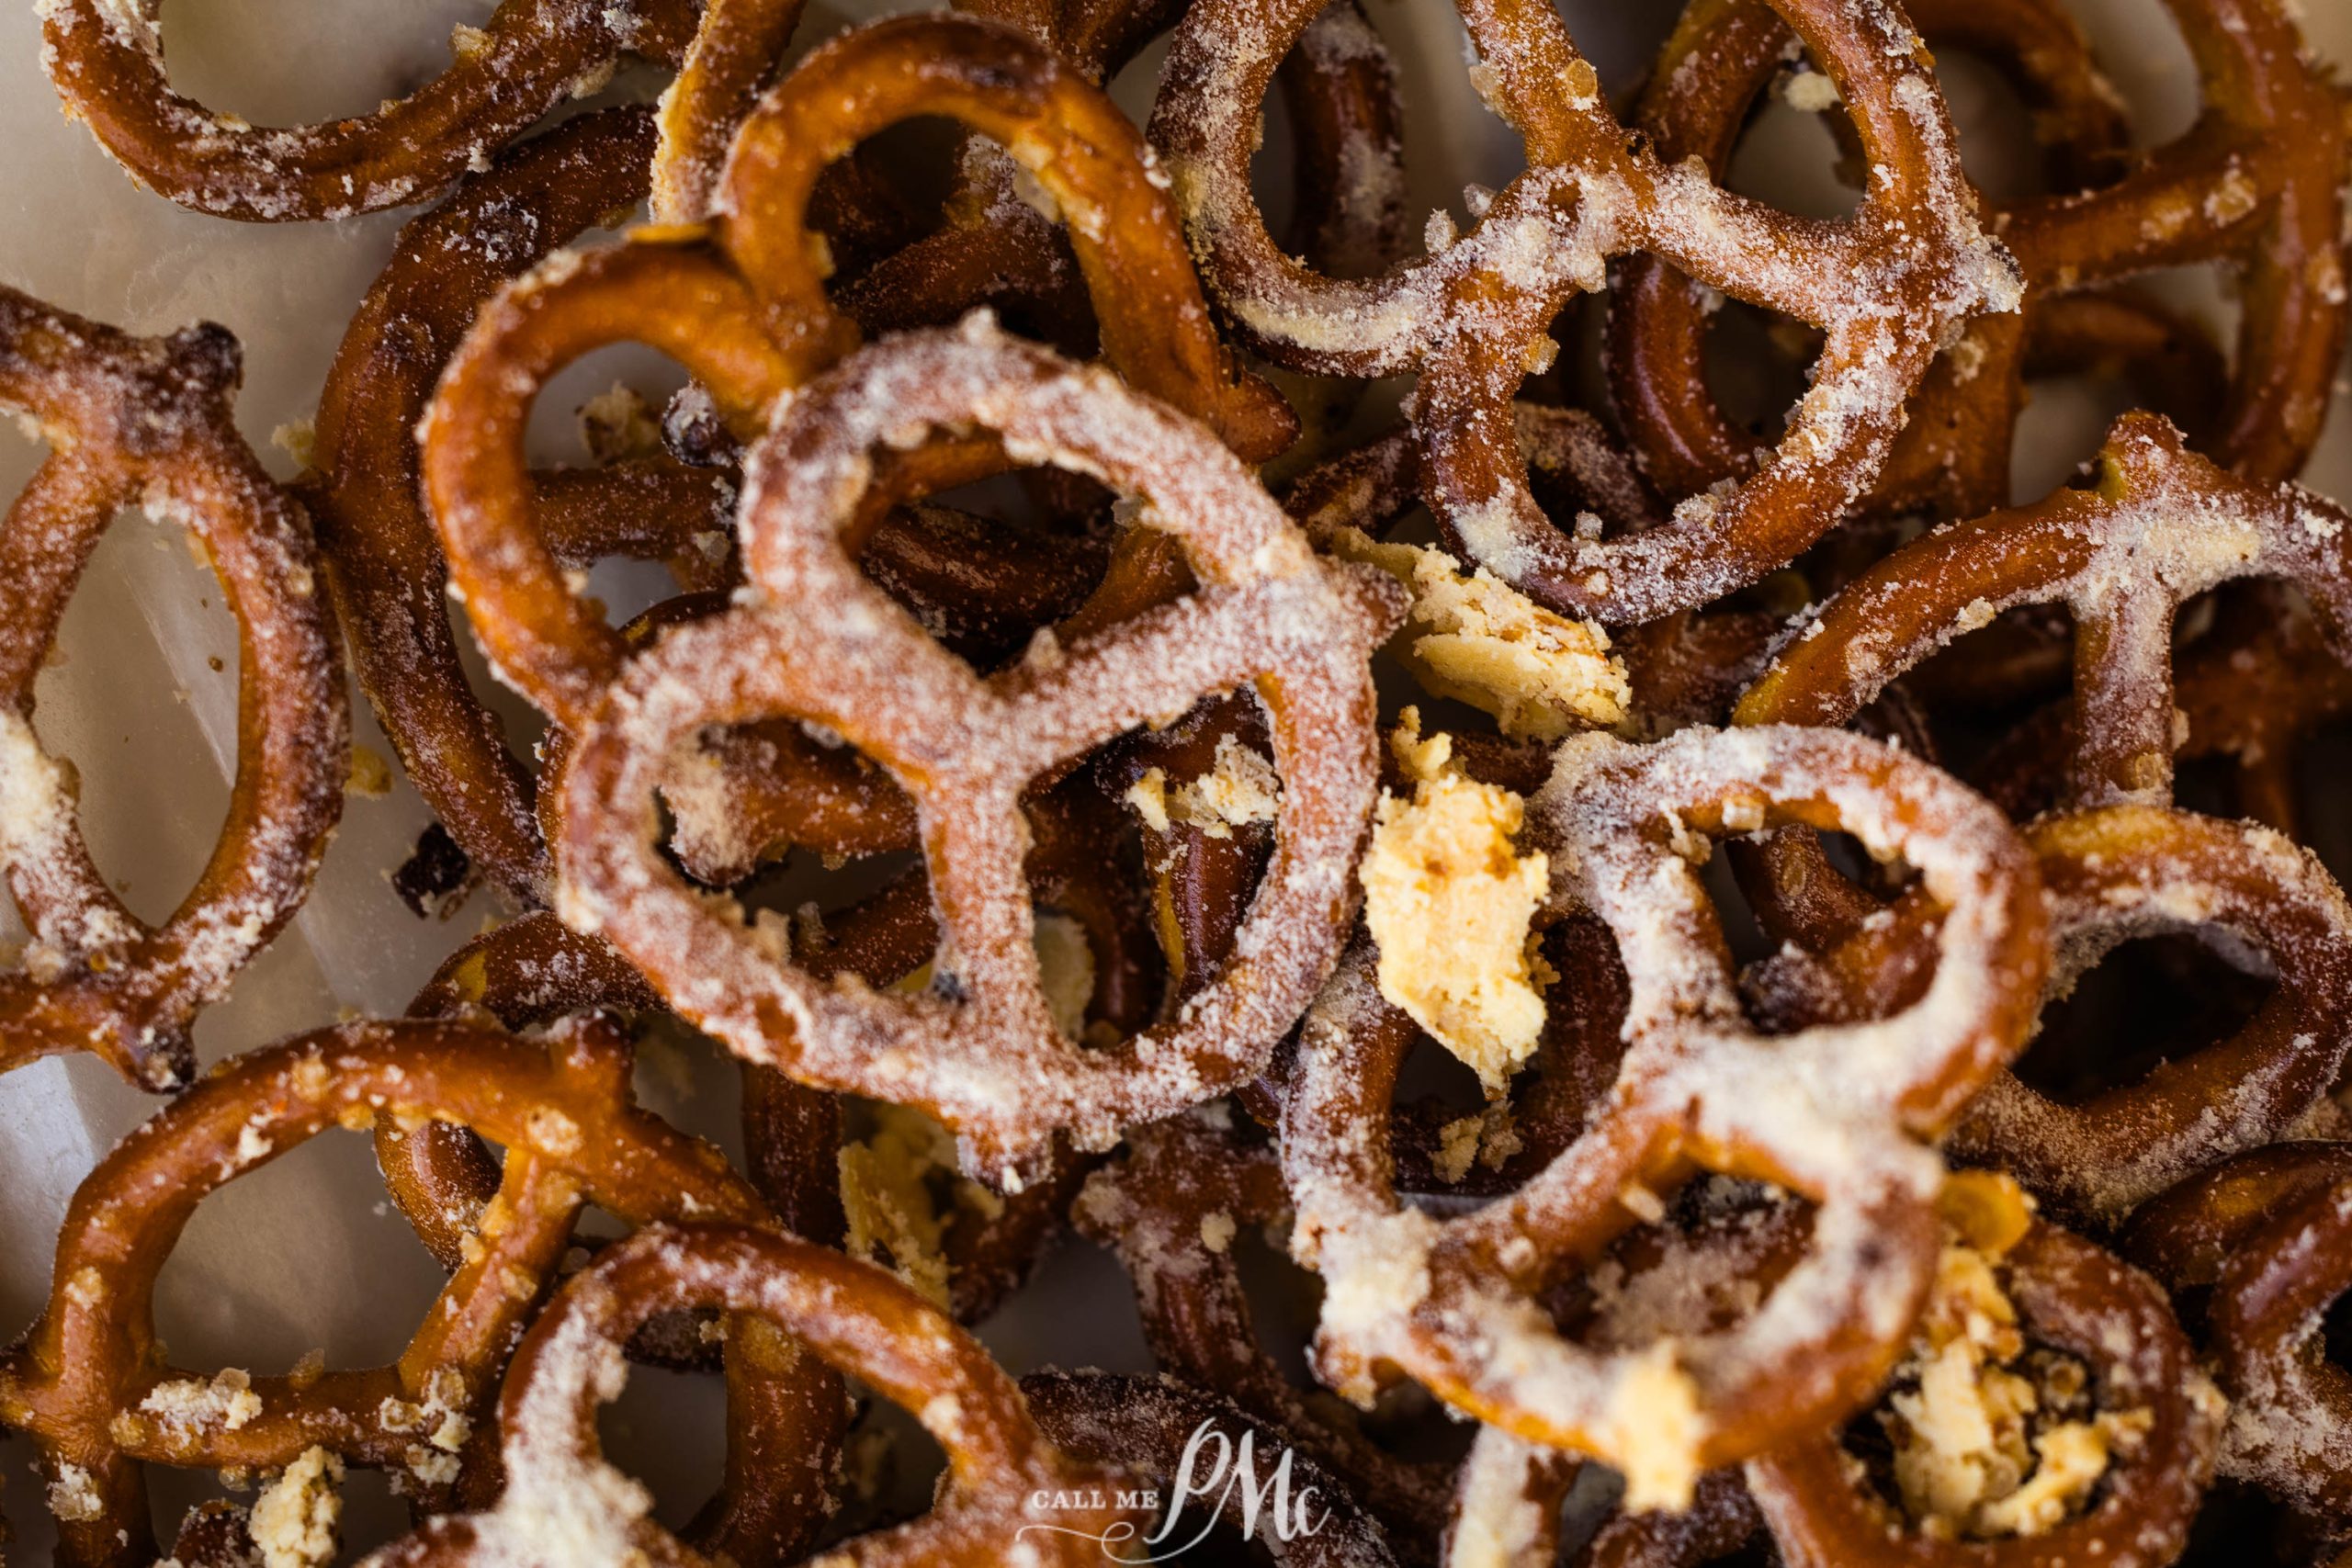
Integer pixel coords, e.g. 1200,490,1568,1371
1283,725,2047,1509
1612,0,2348,522
362,1222,1139,1566
0,1020,843,1567
2123,1144,2352,1540
1152,0,2022,623
0,285,345,1089
557,323,1399,1183
39,0,699,220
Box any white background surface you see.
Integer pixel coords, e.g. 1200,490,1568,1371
0,0,2345,1555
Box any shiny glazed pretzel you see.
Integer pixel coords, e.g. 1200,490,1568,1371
0,286,345,1090
1151,0,2023,622
38,0,699,220
363,1223,1139,1567
2123,1144,2352,1538
1613,0,2350,518
0,1020,844,1568
556,323,1400,1183
1282,725,2048,1508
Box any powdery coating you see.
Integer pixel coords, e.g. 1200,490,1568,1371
1152,0,2022,622
0,286,345,1091
1742,413,2352,809
1951,807,2352,1224
38,0,691,220
361,1224,1136,1566
1283,724,2046,1507
558,322,1403,1182
248,1446,344,1568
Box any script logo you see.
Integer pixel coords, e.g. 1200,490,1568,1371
1016,1417,1332,1562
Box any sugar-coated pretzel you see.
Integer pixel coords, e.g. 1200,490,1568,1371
38,0,699,221
2123,1144,2352,1536
1747,1219,2219,1567
1283,724,2047,1509
363,1222,1139,1567
0,1019,845,1568
1745,804,2352,1224
0,286,345,1090
1152,0,2022,623
1023,1370,1407,1566
1613,0,2349,521
306,107,729,908
1740,414,2352,809
557,322,1397,1181
1074,1111,1456,1540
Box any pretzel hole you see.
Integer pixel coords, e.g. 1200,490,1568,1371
594,1360,729,1532
2007,931,2276,1108
1723,51,1864,222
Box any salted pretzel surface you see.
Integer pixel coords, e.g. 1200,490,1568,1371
0,286,345,1090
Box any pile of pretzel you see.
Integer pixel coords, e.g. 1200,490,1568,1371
6,0,2352,1561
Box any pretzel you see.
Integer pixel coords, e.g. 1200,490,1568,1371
0,1019,846,1567
1152,0,2022,623
37,0,699,221
1282,724,2046,1510
1745,804,2352,1224
1734,412,2352,955
0,286,345,1090
1074,1111,1457,1539
363,1222,1138,1566
1612,0,2348,524
1023,1370,1406,1566
2122,1144,2352,1539
556,323,1395,1185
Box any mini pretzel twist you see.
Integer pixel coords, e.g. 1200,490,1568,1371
1151,0,2023,622
557,323,1400,1182
1613,0,2349,519
2123,1144,2352,1539
0,286,345,1090
38,0,699,220
1283,725,2047,1509
0,1020,843,1568
362,1222,1140,1567
1074,1111,1457,1540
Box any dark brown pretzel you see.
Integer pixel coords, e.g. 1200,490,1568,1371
0,285,345,1089
39,0,699,220
0,1021,843,1567
364,1223,1140,1566
1153,0,2023,623
2123,1144,2352,1540
1612,0,2348,525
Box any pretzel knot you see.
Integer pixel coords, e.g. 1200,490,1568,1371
1151,0,2022,622
364,1222,1141,1567
2123,1144,2352,1537
1283,725,2046,1509
1614,0,2350,516
0,287,345,1090
38,0,698,221
0,1019,842,1568
556,322,1400,1182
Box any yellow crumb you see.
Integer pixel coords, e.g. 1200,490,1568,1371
1124,735,1283,840
838,1105,959,1309
1362,711,1553,1095
1329,528,1628,739
1611,1340,1702,1513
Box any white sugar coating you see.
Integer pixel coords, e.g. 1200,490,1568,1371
1753,417,2352,804
36,0,647,220
1284,724,2039,1492
560,321,1401,1176
2214,1186,2352,1508
1443,1427,1563,1567
1954,809,2352,1223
